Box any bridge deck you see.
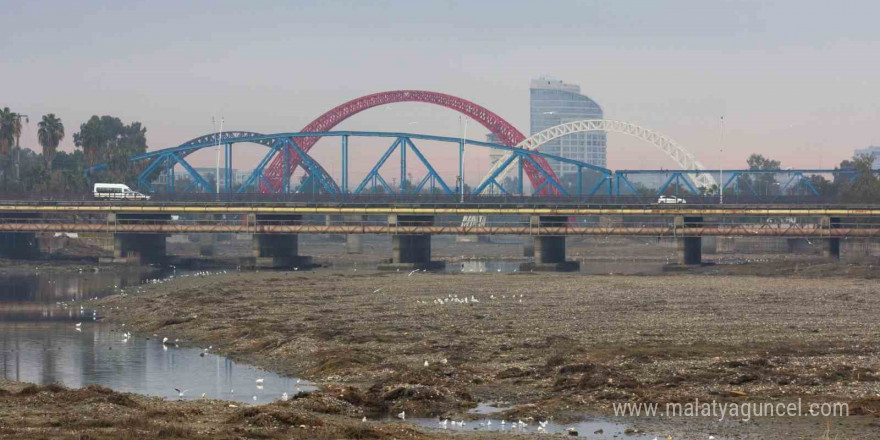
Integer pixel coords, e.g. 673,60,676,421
0,223,877,237
1,201,879,216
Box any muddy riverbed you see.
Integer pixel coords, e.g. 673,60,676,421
82,267,880,439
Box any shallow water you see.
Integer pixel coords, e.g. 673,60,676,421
0,267,312,405
409,417,655,439
326,259,666,275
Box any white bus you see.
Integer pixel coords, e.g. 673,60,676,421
93,183,150,200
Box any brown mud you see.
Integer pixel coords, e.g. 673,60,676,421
87,268,880,439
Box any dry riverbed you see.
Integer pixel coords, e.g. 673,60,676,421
83,269,880,439
0,380,526,440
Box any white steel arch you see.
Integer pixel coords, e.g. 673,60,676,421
481,119,716,190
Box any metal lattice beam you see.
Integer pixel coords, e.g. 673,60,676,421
260,90,561,195
481,119,716,190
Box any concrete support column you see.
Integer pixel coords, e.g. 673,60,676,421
821,216,841,260
344,215,366,254
250,214,308,268
105,213,168,264
0,213,42,259
521,216,579,272
523,236,535,257
113,233,167,263
199,234,216,257
675,216,703,265
392,234,431,264
0,232,40,259
380,215,443,270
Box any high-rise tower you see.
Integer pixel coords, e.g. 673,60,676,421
530,78,606,178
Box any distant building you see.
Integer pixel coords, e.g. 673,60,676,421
530,77,606,179
485,133,504,168
854,146,880,168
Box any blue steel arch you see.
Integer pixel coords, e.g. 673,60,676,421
90,131,614,196
110,131,339,195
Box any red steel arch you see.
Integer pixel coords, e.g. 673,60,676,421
261,90,559,194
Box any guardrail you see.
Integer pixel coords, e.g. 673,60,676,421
0,191,869,206
2,216,878,237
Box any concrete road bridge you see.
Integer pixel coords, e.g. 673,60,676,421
1,199,878,270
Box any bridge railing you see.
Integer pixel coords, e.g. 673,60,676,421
2,212,879,238
1,188,877,211
0,191,858,206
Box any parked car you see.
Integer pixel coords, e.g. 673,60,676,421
93,183,150,200
657,195,687,204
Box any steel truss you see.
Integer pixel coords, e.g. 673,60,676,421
614,168,873,200
258,90,561,195
87,131,590,197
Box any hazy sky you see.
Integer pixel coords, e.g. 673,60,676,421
2,0,878,184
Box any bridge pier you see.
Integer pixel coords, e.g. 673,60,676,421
379,215,444,270
520,216,580,272
0,213,42,259
198,215,224,257
102,213,169,264
344,215,366,254
523,236,535,257
0,232,40,259
675,216,703,265
821,216,841,260
112,233,167,263
199,234,216,257
249,214,310,269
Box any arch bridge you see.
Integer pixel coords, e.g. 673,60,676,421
90,131,613,197
85,89,871,201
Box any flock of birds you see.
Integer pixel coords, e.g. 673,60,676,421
409,293,526,306
170,375,308,404
58,267,729,440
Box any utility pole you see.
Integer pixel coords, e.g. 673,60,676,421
720,116,724,205
459,116,468,203
213,116,223,196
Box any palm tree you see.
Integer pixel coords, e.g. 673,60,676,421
0,107,17,183
38,114,64,173
0,108,15,153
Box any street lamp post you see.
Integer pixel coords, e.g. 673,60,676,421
720,116,724,205
459,116,468,203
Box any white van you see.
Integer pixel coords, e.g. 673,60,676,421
93,183,150,200
657,195,687,204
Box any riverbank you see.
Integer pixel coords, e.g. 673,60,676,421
90,268,880,438
0,380,526,440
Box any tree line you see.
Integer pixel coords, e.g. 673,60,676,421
0,108,147,193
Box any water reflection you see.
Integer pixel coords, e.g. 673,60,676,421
1,268,157,303
408,417,654,439
0,322,313,404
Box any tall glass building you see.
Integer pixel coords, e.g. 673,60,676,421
530,78,606,178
